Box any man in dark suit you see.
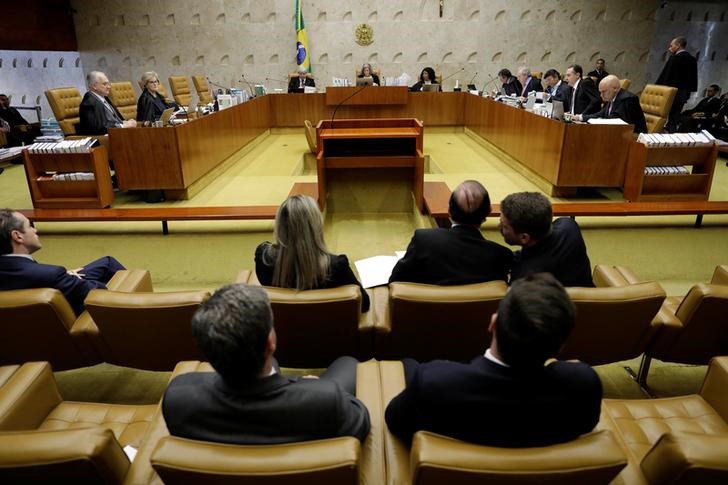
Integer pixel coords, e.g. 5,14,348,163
499,192,594,287
587,58,609,85
0,93,40,147
162,283,370,445
287,68,316,93
656,36,698,132
78,70,136,135
679,84,721,132
0,209,125,315
515,67,544,98
578,75,647,133
542,69,569,103
385,272,602,447
389,180,512,285
564,64,601,116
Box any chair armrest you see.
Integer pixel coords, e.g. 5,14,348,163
233,269,252,283
371,286,391,335
356,359,386,485
700,357,728,424
106,269,153,292
0,362,62,431
640,431,728,484
592,265,646,287
379,360,412,485
710,265,728,286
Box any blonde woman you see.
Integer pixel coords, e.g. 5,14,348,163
136,71,176,123
255,195,370,312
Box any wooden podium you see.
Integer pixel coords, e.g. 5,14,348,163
315,118,424,211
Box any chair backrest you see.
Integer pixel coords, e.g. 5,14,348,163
155,82,173,104
410,430,627,485
619,78,632,91
640,431,728,485
560,282,666,365
44,87,82,135
191,74,213,104
640,84,678,133
355,68,381,78
382,281,507,362
150,435,360,485
711,265,728,286
0,427,129,484
304,119,317,153
84,289,210,370
264,285,363,367
168,76,193,107
0,288,89,370
108,81,137,120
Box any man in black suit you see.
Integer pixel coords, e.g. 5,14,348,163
578,75,647,133
162,283,370,445
389,180,512,285
0,209,125,315
656,36,698,132
385,272,602,447
679,84,721,132
0,93,39,147
587,58,609,85
499,192,593,287
287,67,316,93
515,67,544,98
564,64,601,116
542,69,569,103
78,71,136,135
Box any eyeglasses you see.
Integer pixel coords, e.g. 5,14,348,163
148,80,160,84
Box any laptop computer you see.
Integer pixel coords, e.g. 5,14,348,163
356,76,374,86
159,108,175,126
422,84,440,92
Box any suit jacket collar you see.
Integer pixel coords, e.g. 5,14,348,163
450,224,486,239
214,372,292,396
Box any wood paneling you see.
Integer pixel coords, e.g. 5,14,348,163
1,0,77,51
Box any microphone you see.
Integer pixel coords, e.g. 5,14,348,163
240,74,256,97
206,77,230,94
440,67,465,83
468,71,478,87
481,75,499,95
265,77,288,85
329,85,369,133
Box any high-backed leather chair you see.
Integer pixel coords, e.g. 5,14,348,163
599,356,728,484
559,266,666,365
711,264,728,286
640,84,678,133
108,81,138,120
45,87,83,135
155,81,173,104
168,76,193,107
378,360,627,485
619,78,632,91
304,119,317,153
84,289,210,371
191,75,213,104
373,281,507,361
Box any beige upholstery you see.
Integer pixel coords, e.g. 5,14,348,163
45,87,82,135
711,265,728,286
108,81,138,120
168,76,192,107
619,78,632,91
84,289,210,370
191,74,213,104
600,356,728,484
355,68,382,79
373,281,507,361
263,285,373,367
155,82,173,104
640,83,678,133
304,119,317,154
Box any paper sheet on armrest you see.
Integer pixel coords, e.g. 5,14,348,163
123,445,137,462
355,254,403,288
586,117,628,125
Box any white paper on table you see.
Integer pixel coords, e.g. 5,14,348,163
354,254,404,288
586,117,628,125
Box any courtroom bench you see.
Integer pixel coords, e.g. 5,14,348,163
424,181,728,228
20,182,317,235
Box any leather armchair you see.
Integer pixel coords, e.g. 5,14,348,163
44,87,82,135
640,84,678,133
619,78,632,91
168,76,192,107
84,289,210,370
191,75,213,104
711,264,728,286
109,81,138,121
600,356,728,484
373,281,507,361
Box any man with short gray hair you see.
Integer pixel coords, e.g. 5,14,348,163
78,70,136,135
516,66,543,98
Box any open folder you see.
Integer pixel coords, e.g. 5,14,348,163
354,252,406,288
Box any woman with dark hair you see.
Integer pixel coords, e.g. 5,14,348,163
498,68,522,96
255,194,370,312
136,71,177,124
410,67,441,92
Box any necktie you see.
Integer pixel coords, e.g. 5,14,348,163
103,98,122,123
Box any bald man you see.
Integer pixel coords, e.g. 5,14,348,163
576,75,647,133
389,180,512,285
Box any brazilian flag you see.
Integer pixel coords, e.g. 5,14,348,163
295,0,311,72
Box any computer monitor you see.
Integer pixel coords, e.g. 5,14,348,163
356,76,374,86
421,84,440,92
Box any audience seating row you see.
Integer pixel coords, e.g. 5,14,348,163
1,357,727,484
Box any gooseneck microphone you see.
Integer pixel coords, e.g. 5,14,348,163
329,84,369,133
240,74,256,97
468,71,479,86
440,67,465,83
481,75,500,94
206,77,230,93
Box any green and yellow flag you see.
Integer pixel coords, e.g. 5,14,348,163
295,0,311,72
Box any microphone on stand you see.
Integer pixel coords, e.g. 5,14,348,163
329,85,369,133
240,74,256,97
467,71,478,90
440,68,465,91
206,77,230,93
481,75,500,96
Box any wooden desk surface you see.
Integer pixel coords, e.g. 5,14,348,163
319,127,422,139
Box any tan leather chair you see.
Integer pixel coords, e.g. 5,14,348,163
711,264,728,286
378,361,627,485
559,265,666,365
355,67,382,81
168,76,192,107
619,78,632,91
155,82,173,105
191,74,213,104
108,81,138,120
600,356,728,484
45,86,83,135
304,119,317,153
373,281,507,361
531,70,542,80
84,289,210,370
640,84,678,133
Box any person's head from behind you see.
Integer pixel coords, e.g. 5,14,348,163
448,180,491,226
420,67,436,83
598,75,621,103
498,69,512,84
0,209,41,255
543,69,561,88
192,284,274,384
499,192,553,247
87,71,111,97
490,273,575,370
565,65,583,87
140,71,161,94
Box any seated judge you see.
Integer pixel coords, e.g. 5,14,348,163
0,209,126,315
410,67,440,92
679,84,721,132
542,69,569,103
389,180,512,285
287,67,316,93
0,94,40,146
576,75,647,133
515,67,544,98
564,64,601,116
78,71,136,135
163,283,371,444
255,194,370,312
136,71,177,124
385,272,602,447
497,69,522,96
358,63,380,86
